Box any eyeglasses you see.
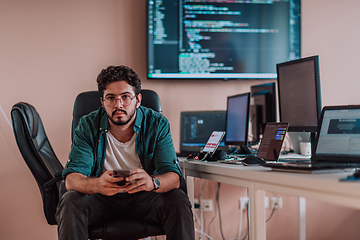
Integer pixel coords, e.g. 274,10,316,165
103,94,136,107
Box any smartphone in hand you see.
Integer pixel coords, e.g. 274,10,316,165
113,169,131,186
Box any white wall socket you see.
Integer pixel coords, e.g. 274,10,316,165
270,196,283,209
239,197,249,210
201,199,213,211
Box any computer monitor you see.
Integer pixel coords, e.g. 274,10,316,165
276,55,322,149
225,92,251,154
179,111,228,155
250,83,277,144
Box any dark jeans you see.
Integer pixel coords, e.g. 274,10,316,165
55,189,194,240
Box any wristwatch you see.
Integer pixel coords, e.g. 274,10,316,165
152,176,160,191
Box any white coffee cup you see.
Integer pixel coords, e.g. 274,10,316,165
299,142,311,156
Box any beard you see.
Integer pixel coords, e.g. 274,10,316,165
108,107,136,126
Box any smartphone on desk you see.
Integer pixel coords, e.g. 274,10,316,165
201,131,226,161
113,169,131,186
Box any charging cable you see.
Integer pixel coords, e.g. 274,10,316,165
231,189,248,240
199,152,209,161
195,229,214,240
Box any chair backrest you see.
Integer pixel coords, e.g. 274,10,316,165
71,89,162,140
11,102,63,225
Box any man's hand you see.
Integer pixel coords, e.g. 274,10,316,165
66,170,180,195
65,171,129,196
123,168,155,194
96,170,130,196
124,169,180,194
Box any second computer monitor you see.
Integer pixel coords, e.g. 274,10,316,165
225,92,251,148
250,82,277,144
277,55,322,133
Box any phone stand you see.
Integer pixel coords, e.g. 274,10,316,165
200,150,228,161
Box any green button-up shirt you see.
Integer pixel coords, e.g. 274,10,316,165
63,106,183,180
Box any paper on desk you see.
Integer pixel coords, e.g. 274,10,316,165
278,153,311,159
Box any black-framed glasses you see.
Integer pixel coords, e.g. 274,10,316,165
103,94,136,107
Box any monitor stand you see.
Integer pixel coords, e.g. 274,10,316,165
288,132,311,154
235,145,252,155
310,132,317,155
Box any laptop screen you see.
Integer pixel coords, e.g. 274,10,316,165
257,122,289,161
315,106,360,159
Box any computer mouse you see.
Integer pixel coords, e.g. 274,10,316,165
242,155,266,166
353,169,360,178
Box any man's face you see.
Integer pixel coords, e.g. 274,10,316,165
101,81,141,126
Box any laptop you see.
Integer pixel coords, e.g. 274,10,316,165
256,122,289,161
222,122,289,164
264,105,360,172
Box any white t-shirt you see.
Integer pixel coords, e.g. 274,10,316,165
102,131,143,172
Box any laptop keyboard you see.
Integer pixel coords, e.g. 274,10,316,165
311,162,360,169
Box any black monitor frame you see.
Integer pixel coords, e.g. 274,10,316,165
225,92,251,148
250,82,277,144
276,55,322,133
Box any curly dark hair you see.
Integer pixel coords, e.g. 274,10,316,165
96,65,141,97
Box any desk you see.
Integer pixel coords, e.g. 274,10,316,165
180,159,360,240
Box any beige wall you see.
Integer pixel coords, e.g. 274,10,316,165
1,0,360,239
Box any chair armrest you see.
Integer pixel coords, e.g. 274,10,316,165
44,174,63,192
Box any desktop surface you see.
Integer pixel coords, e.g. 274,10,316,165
180,158,360,198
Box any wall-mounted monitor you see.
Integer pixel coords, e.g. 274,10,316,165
276,55,322,133
225,92,251,153
250,82,277,144
147,0,301,80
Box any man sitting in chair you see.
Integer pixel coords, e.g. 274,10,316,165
56,65,194,240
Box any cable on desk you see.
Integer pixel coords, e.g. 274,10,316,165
200,152,209,161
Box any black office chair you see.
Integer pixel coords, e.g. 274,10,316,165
11,102,63,226
11,89,166,240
